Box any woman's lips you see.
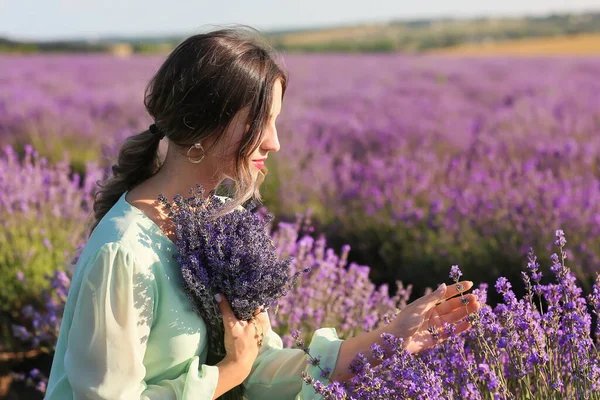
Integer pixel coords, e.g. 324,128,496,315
252,160,265,169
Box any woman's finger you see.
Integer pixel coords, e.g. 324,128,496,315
434,319,473,342
449,319,472,337
216,293,239,328
438,300,480,325
434,294,479,315
430,318,473,344
253,306,267,317
254,309,271,334
438,281,473,302
412,283,447,309
413,280,473,310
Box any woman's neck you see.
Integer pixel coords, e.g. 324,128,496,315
124,150,224,240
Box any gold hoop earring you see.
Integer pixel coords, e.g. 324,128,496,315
186,142,205,164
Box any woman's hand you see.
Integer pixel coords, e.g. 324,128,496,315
382,281,481,354
216,294,269,376
212,294,270,398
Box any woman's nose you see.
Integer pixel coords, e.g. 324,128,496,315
262,130,280,153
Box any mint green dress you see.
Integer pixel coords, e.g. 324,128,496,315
45,192,344,400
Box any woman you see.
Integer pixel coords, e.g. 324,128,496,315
44,26,481,400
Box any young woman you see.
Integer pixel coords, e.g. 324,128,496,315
44,26,481,400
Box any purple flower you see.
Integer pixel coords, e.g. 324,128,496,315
450,265,462,282
494,277,511,295
554,229,567,247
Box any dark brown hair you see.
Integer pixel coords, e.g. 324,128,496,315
91,25,288,233
90,25,288,399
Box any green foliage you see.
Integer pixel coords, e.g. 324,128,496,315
12,133,101,178
317,205,595,304
0,212,85,351
132,42,175,54
0,147,96,351
256,157,283,216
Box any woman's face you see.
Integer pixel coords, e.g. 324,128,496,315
206,78,283,180
248,77,282,177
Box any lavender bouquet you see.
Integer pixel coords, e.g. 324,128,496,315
159,185,304,359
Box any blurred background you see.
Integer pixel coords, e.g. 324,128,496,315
1,0,600,398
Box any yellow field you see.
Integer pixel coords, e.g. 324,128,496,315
272,24,398,46
432,33,600,56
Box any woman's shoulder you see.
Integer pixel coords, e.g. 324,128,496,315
92,193,171,246
76,194,173,274
74,238,153,276
80,193,241,267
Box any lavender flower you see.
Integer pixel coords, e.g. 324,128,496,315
11,268,72,394
554,229,567,247
589,273,600,343
1,144,98,354
450,265,462,282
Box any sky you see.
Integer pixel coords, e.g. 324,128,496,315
0,0,599,41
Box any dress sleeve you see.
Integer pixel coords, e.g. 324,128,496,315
63,242,220,400
243,314,344,400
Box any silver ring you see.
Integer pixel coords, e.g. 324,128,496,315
456,283,465,293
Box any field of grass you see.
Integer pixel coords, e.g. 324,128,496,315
265,13,600,53
432,33,600,56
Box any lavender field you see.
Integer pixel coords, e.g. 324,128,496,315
3,52,600,292
1,53,600,397
3,53,600,297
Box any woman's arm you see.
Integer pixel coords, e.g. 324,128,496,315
55,243,229,400
243,318,343,400
214,359,249,399
328,327,385,382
